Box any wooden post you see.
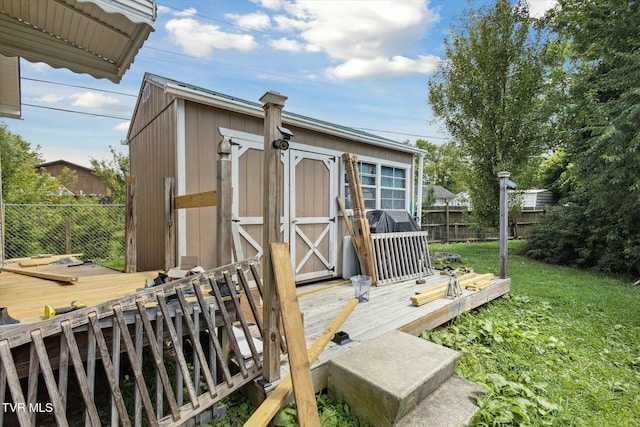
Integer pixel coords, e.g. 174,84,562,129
270,243,320,426
261,90,288,382
124,176,137,273
65,216,72,254
498,171,510,279
164,177,176,271
445,201,450,243
217,137,233,266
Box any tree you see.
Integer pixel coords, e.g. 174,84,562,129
416,139,468,194
0,122,60,203
428,0,556,225
90,147,129,203
525,0,640,275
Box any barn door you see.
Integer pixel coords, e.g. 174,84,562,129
289,149,337,282
231,136,288,261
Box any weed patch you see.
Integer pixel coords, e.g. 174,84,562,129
425,241,640,426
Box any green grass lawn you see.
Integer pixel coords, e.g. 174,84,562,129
425,241,640,426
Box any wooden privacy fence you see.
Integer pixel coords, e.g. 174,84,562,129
0,256,265,427
371,231,433,286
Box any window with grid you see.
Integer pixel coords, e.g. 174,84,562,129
344,161,408,210
381,166,406,209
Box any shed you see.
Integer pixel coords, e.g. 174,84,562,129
421,184,457,206
35,159,109,197
515,189,559,209
126,73,426,282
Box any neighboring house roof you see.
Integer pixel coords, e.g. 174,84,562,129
131,72,427,156
35,160,95,174
0,0,156,118
422,185,457,200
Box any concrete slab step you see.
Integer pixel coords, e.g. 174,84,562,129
327,330,460,427
396,375,485,427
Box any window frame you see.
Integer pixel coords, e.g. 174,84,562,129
341,156,411,212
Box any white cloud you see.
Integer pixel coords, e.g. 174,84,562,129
251,0,285,10
165,18,258,58
527,0,558,18
175,7,198,17
286,1,439,60
70,92,119,109
36,94,64,103
157,5,197,17
226,12,270,30
22,61,49,74
270,37,302,52
113,121,130,132
271,0,441,79
326,55,441,80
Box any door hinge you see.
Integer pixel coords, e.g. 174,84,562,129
329,217,336,223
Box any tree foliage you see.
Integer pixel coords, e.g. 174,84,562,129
524,0,640,275
429,0,556,225
90,147,129,203
416,139,468,194
0,122,62,203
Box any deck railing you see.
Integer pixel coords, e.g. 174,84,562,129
0,256,265,427
371,231,433,285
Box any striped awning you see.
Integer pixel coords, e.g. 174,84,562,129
0,0,156,118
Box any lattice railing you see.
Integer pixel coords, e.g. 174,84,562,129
371,231,434,285
0,256,265,426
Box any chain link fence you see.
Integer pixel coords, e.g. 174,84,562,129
3,204,126,269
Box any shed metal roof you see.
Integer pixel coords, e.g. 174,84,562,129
0,0,156,118
139,73,427,156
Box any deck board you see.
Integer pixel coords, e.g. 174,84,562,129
293,273,510,390
0,263,158,322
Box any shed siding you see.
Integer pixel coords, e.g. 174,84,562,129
128,89,177,271
182,102,266,268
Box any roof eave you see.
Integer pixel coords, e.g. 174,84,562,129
162,82,426,156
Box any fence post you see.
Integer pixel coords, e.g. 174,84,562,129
498,171,511,279
125,176,137,273
217,137,233,266
65,216,72,254
164,178,176,271
261,90,288,382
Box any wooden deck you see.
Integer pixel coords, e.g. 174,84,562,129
0,260,158,322
0,256,510,424
295,273,511,391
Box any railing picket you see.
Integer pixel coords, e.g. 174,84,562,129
156,293,199,408
58,331,70,409
155,312,165,420
237,268,263,334
175,288,217,396
193,281,234,387
134,299,180,421
27,341,39,427
223,272,262,369
206,274,249,378
61,321,102,427
113,305,158,425
85,323,97,427
134,315,143,426
30,330,69,427
88,313,131,427
0,340,31,426
110,316,122,427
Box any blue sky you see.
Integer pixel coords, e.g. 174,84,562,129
3,0,555,167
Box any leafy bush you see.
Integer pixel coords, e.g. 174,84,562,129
422,294,562,426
